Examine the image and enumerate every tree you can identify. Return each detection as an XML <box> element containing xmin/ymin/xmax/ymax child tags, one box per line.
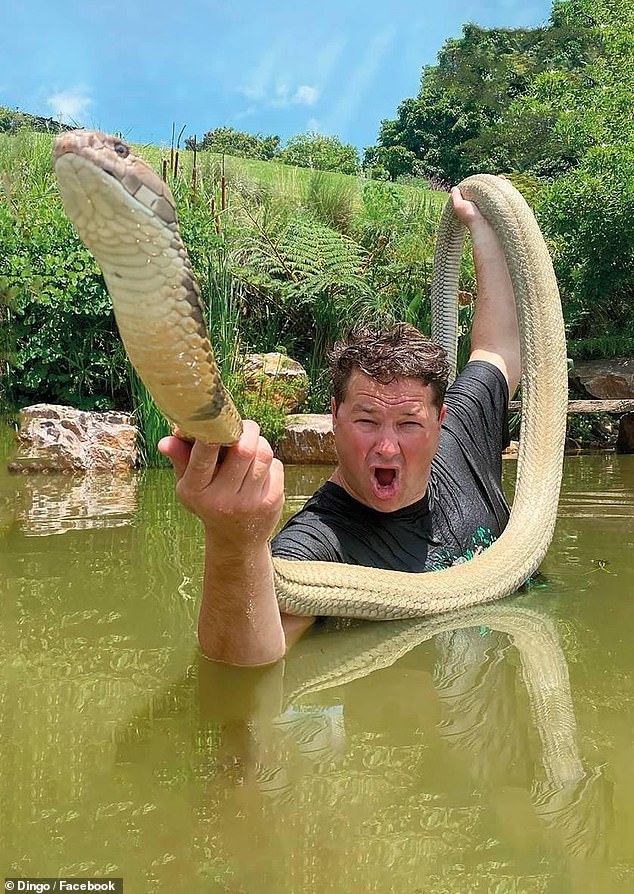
<box><xmin>279</xmin><ymin>132</ymin><xmax>360</xmax><ymax>175</ymax></box>
<box><xmin>363</xmin><ymin>145</ymin><xmax>418</xmax><ymax>181</ymax></box>
<box><xmin>365</xmin><ymin>12</ymin><xmax>602</xmax><ymax>183</ymax></box>
<box><xmin>0</xmin><ymin>106</ymin><xmax>69</xmax><ymax>134</ymax></box>
<box><xmin>186</xmin><ymin>127</ymin><xmax>280</xmax><ymax>160</ymax></box>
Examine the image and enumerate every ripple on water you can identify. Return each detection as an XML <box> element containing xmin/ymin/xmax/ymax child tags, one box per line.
<box><xmin>558</xmin><ymin>487</ymin><xmax>634</xmax><ymax>518</ymax></box>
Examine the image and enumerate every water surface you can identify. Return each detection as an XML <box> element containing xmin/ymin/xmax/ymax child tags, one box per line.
<box><xmin>1</xmin><ymin>436</ymin><xmax>633</xmax><ymax>893</ymax></box>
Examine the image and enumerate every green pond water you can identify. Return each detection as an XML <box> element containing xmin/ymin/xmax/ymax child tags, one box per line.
<box><xmin>1</xmin><ymin>430</ymin><xmax>633</xmax><ymax>893</ymax></box>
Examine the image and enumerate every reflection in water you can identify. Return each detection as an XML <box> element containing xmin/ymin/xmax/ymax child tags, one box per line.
<box><xmin>16</xmin><ymin>472</ymin><xmax>138</xmax><ymax>535</ymax></box>
<box><xmin>191</xmin><ymin>606</ymin><xmax>611</xmax><ymax>894</ymax></box>
<box><xmin>0</xmin><ymin>451</ymin><xmax>632</xmax><ymax>891</ymax></box>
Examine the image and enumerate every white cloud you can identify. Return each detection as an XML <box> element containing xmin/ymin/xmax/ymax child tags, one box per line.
<box><xmin>240</xmin><ymin>84</ymin><xmax>266</xmax><ymax>100</ymax></box>
<box><xmin>293</xmin><ymin>85</ymin><xmax>318</xmax><ymax>106</ymax></box>
<box><xmin>47</xmin><ymin>87</ymin><xmax>92</xmax><ymax>124</ymax></box>
<box><xmin>237</xmin><ymin>48</ymin><xmax>278</xmax><ymax>101</ymax></box>
<box><xmin>237</xmin><ymin>52</ymin><xmax>319</xmax><ymax>109</ymax></box>
<box><xmin>270</xmin><ymin>83</ymin><xmax>319</xmax><ymax>108</ymax></box>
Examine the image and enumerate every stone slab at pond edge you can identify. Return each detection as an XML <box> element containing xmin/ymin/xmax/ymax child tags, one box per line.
<box><xmin>243</xmin><ymin>352</ymin><xmax>309</xmax><ymax>413</ymax></box>
<box><xmin>276</xmin><ymin>414</ymin><xmax>338</xmax><ymax>465</ymax></box>
<box><xmin>8</xmin><ymin>398</ymin><xmax>634</xmax><ymax>474</ymax></box>
<box><xmin>570</xmin><ymin>358</ymin><xmax>634</xmax><ymax>400</ymax></box>
<box><xmin>8</xmin><ymin>405</ymin><xmax>137</xmax><ymax>473</ymax></box>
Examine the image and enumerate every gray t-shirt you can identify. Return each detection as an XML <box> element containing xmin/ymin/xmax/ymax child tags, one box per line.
<box><xmin>271</xmin><ymin>360</ymin><xmax>510</xmax><ymax>572</ymax></box>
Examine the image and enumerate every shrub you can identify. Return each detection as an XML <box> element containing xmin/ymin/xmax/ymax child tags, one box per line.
<box><xmin>538</xmin><ymin>144</ymin><xmax>634</xmax><ymax>341</ymax></box>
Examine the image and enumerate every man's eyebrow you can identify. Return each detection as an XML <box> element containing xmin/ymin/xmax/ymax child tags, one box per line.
<box><xmin>350</xmin><ymin>403</ymin><xmax>424</xmax><ymax>415</ymax></box>
<box><xmin>350</xmin><ymin>403</ymin><xmax>380</xmax><ymax>414</ymax></box>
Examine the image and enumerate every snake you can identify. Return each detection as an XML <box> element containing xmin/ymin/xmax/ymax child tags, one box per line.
<box><xmin>52</xmin><ymin>130</ymin><xmax>568</xmax><ymax>620</ymax></box>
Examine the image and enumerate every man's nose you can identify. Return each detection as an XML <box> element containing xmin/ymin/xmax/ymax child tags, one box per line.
<box><xmin>375</xmin><ymin>430</ymin><xmax>400</xmax><ymax>457</ymax></box>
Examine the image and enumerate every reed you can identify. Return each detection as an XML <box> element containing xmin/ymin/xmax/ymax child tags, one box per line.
<box><xmin>128</xmin><ymin>367</ymin><xmax>171</xmax><ymax>467</ymax></box>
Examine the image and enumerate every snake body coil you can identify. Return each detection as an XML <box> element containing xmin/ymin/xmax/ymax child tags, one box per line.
<box><xmin>53</xmin><ymin>130</ymin><xmax>567</xmax><ymax>620</ymax></box>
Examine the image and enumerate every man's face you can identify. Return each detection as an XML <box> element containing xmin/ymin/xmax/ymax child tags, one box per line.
<box><xmin>330</xmin><ymin>369</ymin><xmax>446</xmax><ymax>513</ymax></box>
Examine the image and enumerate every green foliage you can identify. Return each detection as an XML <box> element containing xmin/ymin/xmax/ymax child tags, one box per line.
<box><xmin>129</xmin><ymin>369</ymin><xmax>171</xmax><ymax>468</ymax></box>
<box><xmin>279</xmin><ymin>132</ymin><xmax>360</xmax><ymax>175</ymax></box>
<box><xmin>363</xmin><ymin>145</ymin><xmax>419</xmax><ymax>182</ymax></box>
<box><xmin>188</xmin><ymin>126</ymin><xmax>280</xmax><ymax>160</ymax></box>
<box><xmin>303</xmin><ymin>170</ymin><xmax>360</xmax><ymax>233</ymax></box>
<box><xmin>234</xmin><ymin>374</ymin><xmax>295</xmax><ymax>449</ymax></box>
<box><xmin>2</xmin><ymin>127</ymin><xmax>472</xmax><ymax>463</ymax></box>
<box><xmin>538</xmin><ymin>145</ymin><xmax>634</xmax><ymax>340</ymax></box>
<box><xmin>0</xmin><ymin>105</ymin><xmax>70</xmax><ymax>135</ymax></box>
<box><xmin>0</xmin><ymin>276</ymin><xmax>17</xmax><ymax>417</ymax></box>
<box><xmin>356</xmin><ymin>181</ymin><xmax>449</xmax><ymax>330</ymax></box>
<box><xmin>567</xmin><ymin>335</ymin><xmax>634</xmax><ymax>360</ymax></box>
<box><xmin>366</xmin><ymin>10</ymin><xmax>604</xmax><ymax>183</ymax></box>
<box><xmin>0</xmin><ymin>133</ymin><xmax>128</xmax><ymax>412</ymax></box>
<box><xmin>233</xmin><ymin>209</ymin><xmax>373</xmax><ymax>389</ymax></box>
<box><xmin>364</xmin><ymin>0</ymin><xmax>634</xmax><ymax>352</ymax></box>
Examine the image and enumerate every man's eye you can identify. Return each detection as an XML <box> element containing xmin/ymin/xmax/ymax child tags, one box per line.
<box><xmin>401</xmin><ymin>421</ymin><xmax>423</xmax><ymax>429</ymax></box>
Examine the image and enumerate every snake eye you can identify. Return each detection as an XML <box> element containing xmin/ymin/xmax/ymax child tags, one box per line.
<box><xmin>113</xmin><ymin>141</ymin><xmax>129</xmax><ymax>158</ymax></box>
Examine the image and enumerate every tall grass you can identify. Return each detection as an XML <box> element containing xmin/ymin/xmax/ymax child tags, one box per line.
<box><xmin>0</xmin><ymin>130</ymin><xmax>59</xmax><ymax>212</ymax></box>
<box><xmin>128</xmin><ymin>369</ymin><xmax>171</xmax><ymax>468</ymax></box>
<box><xmin>303</xmin><ymin>170</ymin><xmax>361</xmax><ymax>233</ymax></box>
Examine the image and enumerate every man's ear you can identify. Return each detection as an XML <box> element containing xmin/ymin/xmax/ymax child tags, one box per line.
<box><xmin>330</xmin><ymin>397</ymin><xmax>338</xmax><ymax>428</ymax></box>
<box><xmin>438</xmin><ymin>404</ymin><xmax>447</xmax><ymax>426</ymax></box>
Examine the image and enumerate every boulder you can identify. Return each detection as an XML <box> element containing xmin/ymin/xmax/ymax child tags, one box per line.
<box><xmin>8</xmin><ymin>404</ymin><xmax>137</xmax><ymax>473</ymax></box>
<box><xmin>277</xmin><ymin>414</ymin><xmax>337</xmax><ymax>465</ymax></box>
<box><xmin>569</xmin><ymin>358</ymin><xmax>634</xmax><ymax>399</ymax></box>
<box><xmin>243</xmin><ymin>352</ymin><xmax>309</xmax><ymax>413</ymax></box>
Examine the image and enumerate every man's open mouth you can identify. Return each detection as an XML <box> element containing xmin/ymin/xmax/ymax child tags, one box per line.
<box><xmin>372</xmin><ymin>467</ymin><xmax>399</xmax><ymax>496</ymax></box>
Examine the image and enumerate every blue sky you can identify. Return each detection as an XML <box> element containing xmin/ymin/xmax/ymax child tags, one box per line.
<box><xmin>1</xmin><ymin>0</ymin><xmax>554</xmax><ymax>153</ymax></box>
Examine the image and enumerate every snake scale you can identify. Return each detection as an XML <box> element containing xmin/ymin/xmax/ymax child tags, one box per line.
<box><xmin>53</xmin><ymin>130</ymin><xmax>568</xmax><ymax>620</ymax></box>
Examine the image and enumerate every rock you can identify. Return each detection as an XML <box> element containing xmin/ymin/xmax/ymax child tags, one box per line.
<box><xmin>569</xmin><ymin>358</ymin><xmax>634</xmax><ymax>399</ymax></box>
<box><xmin>243</xmin><ymin>352</ymin><xmax>309</xmax><ymax>413</ymax></box>
<box><xmin>277</xmin><ymin>414</ymin><xmax>337</xmax><ymax>464</ymax></box>
<box><xmin>617</xmin><ymin>413</ymin><xmax>634</xmax><ymax>453</ymax></box>
<box><xmin>8</xmin><ymin>404</ymin><xmax>137</xmax><ymax>473</ymax></box>
<box><xmin>502</xmin><ymin>440</ymin><xmax>519</xmax><ymax>459</ymax></box>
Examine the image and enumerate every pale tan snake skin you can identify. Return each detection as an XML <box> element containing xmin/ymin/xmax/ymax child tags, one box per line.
<box><xmin>53</xmin><ymin>131</ymin><xmax>568</xmax><ymax>620</ymax></box>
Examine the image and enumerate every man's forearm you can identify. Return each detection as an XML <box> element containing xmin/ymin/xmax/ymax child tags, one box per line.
<box><xmin>451</xmin><ymin>186</ymin><xmax>521</xmax><ymax>395</ymax></box>
<box><xmin>469</xmin><ymin>219</ymin><xmax>521</xmax><ymax>394</ymax></box>
<box><xmin>199</xmin><ymin>535</ymin><xmax>286</xmax><ymax>666</ymax></box>
<box><xmin>198</xmin><ymin>536</ymin><xmax>314</xmax><ymax>666</ymax></box>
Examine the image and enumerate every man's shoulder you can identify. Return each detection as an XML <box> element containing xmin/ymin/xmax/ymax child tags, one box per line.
<box><xmin>441</xmin><ymin>359</ymin><xmax>510</xmax><ymax>436</ymax></box>
<box><xmin>447</xmin><ymin>359</ymin><xmax>509</xmax><ymax>400</ymax></box>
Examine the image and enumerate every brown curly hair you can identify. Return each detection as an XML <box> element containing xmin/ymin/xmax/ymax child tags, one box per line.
<box><xmin>329</xmin><ymin>323</ymin><xmax>450</xmax><ymax>411</ymax></box>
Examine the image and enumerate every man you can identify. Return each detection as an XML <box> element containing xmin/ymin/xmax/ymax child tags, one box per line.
<box><xmin>159</xmin><ymin>184</ymin><xmax>520</xmax><ymax>667</ymax></box>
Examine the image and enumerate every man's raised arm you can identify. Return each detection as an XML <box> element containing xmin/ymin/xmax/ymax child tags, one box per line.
<box><xmin>451</xmin><ymin>184</ymin><xmax>521</xmax><ymax>396</ymax></box>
